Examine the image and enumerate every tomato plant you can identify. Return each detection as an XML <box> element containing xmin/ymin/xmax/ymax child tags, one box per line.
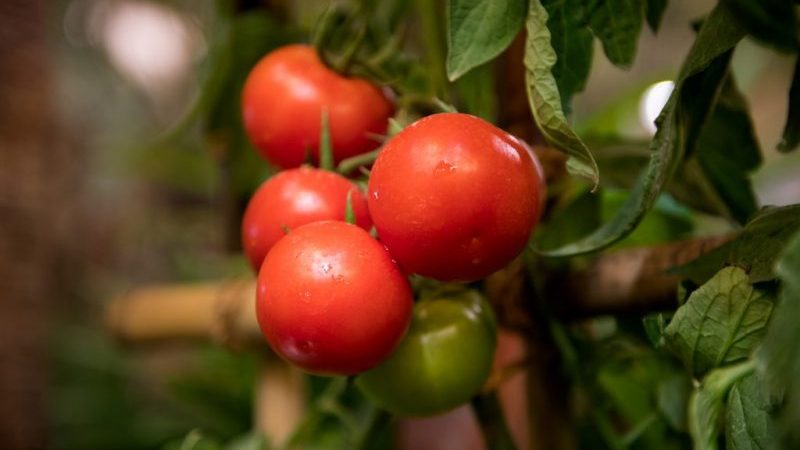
<box><xmin>367</xmin><ymin>112</ymin><xmax>545</xmax><ymax>282</ymax></box>
<box><xmin>356</xmin><ymin>289</ymin><xmax>497</xmax><ymax>416</ymax></box>
<box><xmin>241</xmin><ymin>44</ymin><xmax>394</xmax><ymax>169</ymax></box>
<box><xmin>92</xmin><ymin>0</ymin><xmax>800</xmax><ymax>449</ymax></box>
<box><xmin>241</xmin><ymin>167</ymin><xmax>371</xmax><ymax>271</ymax></box>
<box><xmin>255</xmin><ymin>220</ymin><xmax>413</xmax><ymax>375</ymax></box>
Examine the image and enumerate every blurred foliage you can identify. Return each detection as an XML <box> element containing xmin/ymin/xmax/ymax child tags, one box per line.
<box><xmin>49</xmin><ymin>326</ymin><xmax>258</xmax><ymax>450</ymax></box>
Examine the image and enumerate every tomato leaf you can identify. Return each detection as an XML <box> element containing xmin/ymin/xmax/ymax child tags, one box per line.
<box><xmin>446</xmin><ymin>0</ymin><xmax>527</xmax><ymax>81</ymax></box>
<box><xmin>688</xmin><ymin>361</ymin><xmax>755</xmax><ymax>450</ymax></box>
<box><xmin>541</xmin><ymin>0</ymin><xmax>594</xmax><ymax>115</ymax></box>
<box><xmin>725</xmin><ymin>372</ymin><xmax>777</xmax><ymax>450</ymax></box>
<box><xmin>664</xmin><ymin>267</ymin><xmax>773</xmax><ymax>377</ymax></box>
<box><xmin>644</xmin><ymin>0</ymin><xmax>668</xmax><ymax>32</ymax></box>
<box><xmin>537</xmin><ymin>4</ymin><xmax>745</xmax><ymax>256</ymax></box>
<box><xmin>690</xmin><ymin>76</ymin><xmax>761</xmax><ymax>224</ymax></box>
<box><xmin>588</xmin><ymin>0</ymin><xmax>645</xmax><ymax>68</ymax></box>
<box><xmin>671</xmin><ymin>205</ymin><xmax>800</xmax><ymax>285</ymax></box>
<box><xmin>524</xmin><ymin>0</ymin><xmax>600</xmax><ymax>188</ymax></box>
<box><xmin>778</xmin><ymin>56</ymin><xmax>800</xmax><ymax>153</ymax></box>
<box><xmin>721</xmin><ymin>0</ymin><xmax>800</xmax><ymax>53</ymax></box>
<box><xmin>758</xmin><ymin>229</ymin><xmax>800</xmax><ymax>447</ymax></box>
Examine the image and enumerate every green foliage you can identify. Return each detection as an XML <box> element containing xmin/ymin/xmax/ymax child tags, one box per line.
<box><xmin>286</xmin><ymin>377</ymin><xmax>392</xmax><ymax>450</ymax></box>
<box><xmin>163</xmin><ymin>430</ymin><xmax>268</xmax><ymax>450</ymax></box>
<box><xmin>167</xmin><ymin>348</ymin><xmax>259</xmax><ymax>438</ymax></box>
<box><xmin>672</xmin><ymin>205</ymin><xmax>800</xmax><ymax>285</ymax></box>
<box><xmin>446</xmin><ymin>0</ymin><xmax>526</xmax><ymax>80</ymax></box>
<box><xmin>684</xmin><ymin>76</ymin><xmax>761</xmax><ymax>224</ymax></box>
<box><xmin>721</xmin><ymin>0</ymin><xmax>799</xmax><ymax>53</ymax></box>
<box><xmin>536</xmin><ymin>4</ymin><xmax>744</xmax><ymax>257</ymax></box>
<box><xmin>588</xmin><ymin>0</ymin><xmax>644</xmax><ymax>68</ymax></box>
<box><xmin>524</xmin><ymin>0</ymin><xmax>600</xmax><ymax>188</ymax></box>
<box><xmin>688</xmin><ymin>361</ymin><xmax>755</xmax><ymax>450</ymax></box>
<box><xmin>50</xmin><ymin>326</ymin><xmax>257</xmax><ymax>450</ymax></box>
<box><xmin>541</xmin><ymin>0</ymin><xmax>594</xmax><ymax>115</ymax></box>
<box><xmin>759</xmin><ymin>230</ymin><xmax>800</xmax><ymax>447</ymax></box>
<box><xmin>664</xmin><ymin>267</ymin><xmax>773</xmax><ymax>377</ymax></box>
<box><xmin>725</xmin><ymin>372</ymin><xmax>777</xmax><ymax>450</ymax></box>
<box><xmin>536</xmin><ymin>188</ymin><xmax>693</xmax><ymax>251</ymax></box>
<box><xmin>644</xmin><ymin>0</ymin><xmax>668</xmax><ymax>32</ymax></box>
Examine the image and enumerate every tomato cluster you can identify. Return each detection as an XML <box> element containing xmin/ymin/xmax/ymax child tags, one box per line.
<box><xmin>241</xmin><ymin>45</ymin><xmax>545</xmax><ymax>415</ymax></box>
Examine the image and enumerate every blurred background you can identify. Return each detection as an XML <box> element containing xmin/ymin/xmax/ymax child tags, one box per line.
<box><xmin>1</xmin><ymin>0</ymin><xmax>798</xmax><ymax>449</ymax></box>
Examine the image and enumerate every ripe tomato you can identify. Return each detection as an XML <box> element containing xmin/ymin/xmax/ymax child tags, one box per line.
<box><xmin>367</xmin><ymin>113</ymin><xmax>546</xmax><ymax>282</ymax></box>
<box><xmin>241</xmin><ymin>167</ymin><xmax>371</xmax><ymax>271</ymax></box>
<box><xmin>356</xmin><ymin>290</ymin><xmax>497</xmax><ymax>416</ymax></box>
<box><xmin>256</xmin><ymin>221</ymin><xmax>413</xmax><ymax>375</ymax></box>
<box><xmin>242</xmin><ymin>44</ymin><xmax>394</xmax><ymax>169</ymax></box>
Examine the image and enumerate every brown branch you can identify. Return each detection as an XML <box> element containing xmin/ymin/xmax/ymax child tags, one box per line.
<box><xmin>553</xmin><ymin>234</ymin><xmax>733</xmax><ymax>317</ymax></box>
<box><xmin>484</xmin><ymin>234</ymin><xmax>733</xmax><ymax>331</ymax></box>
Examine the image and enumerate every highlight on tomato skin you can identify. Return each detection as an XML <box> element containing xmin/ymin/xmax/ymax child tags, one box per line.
<box><xmin>255</xmin><ymin>220</ymin><xmax>413</xmax><ymax>376</ymax></box>
<box><xmin>241</xmin><ymin>167</ymin><xmax>371</xmax><ymax>272</ymax></box>
<box><xmin>367</xmin><ymin>112</ymin><xmax>546</xmax><ymax>282</ymax></box>
<box><xmin>241</xmin><ymin>44</ymin><xmax>394</xmax><ymax>169</ymax></box>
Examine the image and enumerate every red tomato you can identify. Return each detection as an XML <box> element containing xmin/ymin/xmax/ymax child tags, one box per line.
<box><xmin>367</xmin><ymin>113</ymin><xmax>546</xmax><ymax>282</ymax></box>
<box><xmin>241</xmin><ymin>167</ymin><xmax>371</xmax><ymax>271</ymax></box>
<box><xmin>242</xmin><ymin>44</ymin><xmax>394</xmax><ymax>168</ymax></box>
<box><xmin>256</xmin><ymin>221</ymin><xmax>413</xmax><ymax>375</ymax></box>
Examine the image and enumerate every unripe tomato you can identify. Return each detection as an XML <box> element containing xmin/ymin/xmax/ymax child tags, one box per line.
<box><xmin>241</xmin><ymin>167</ymin><xmax>371</xmax><ymax>271</ymax></box>
<box><xmin>367</xmin><ymin>113</ymin><xmax>546</xmax><ymax>282</ymax></box>
<box><xmin>256</xmin><ymin>221</ymin><xmax>413</xmax><ymax>375</ymax></box>
<box><xmin>356</xmin><ymin>290</ymin><xmax>497</xmax><ymax>416</ymax></box>
<box><xmin>242</xmin><ymin>44</ymin><xmax>394</xmax><ymax>168</ymax></box>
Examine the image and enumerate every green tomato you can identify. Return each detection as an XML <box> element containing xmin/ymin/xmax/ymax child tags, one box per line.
<box><xmin>355</xmin><ymin>289</ymin><xmax>497</xmax><ymax>416</ymax></box>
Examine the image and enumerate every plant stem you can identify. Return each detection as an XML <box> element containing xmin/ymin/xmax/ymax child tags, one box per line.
<box><xmin>471</xmin><ymin>391</ymin><xmax>518</xmax><ymax>450</ymax></box>
<box><xmin>413</xmin><ymin>0</ymin><xmax>448</xmax><ymax>98</ymax></box>
<box><xmin>337</xmin><ymin>148</ymin><xmax>382</xmax><ymax>174</ymax></box>
<box><xmin>352</xmin><ymin>407</ymin><xmax>390</xmax><ymax>450</ymax></box>
<box><xmin>334</xmin><ymin>22</ymin><xmax>367</xmax><ymax>75</ymax></box>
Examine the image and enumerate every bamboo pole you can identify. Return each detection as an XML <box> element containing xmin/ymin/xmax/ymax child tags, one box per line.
<box><xmin>105</xmin><ymin>235</ymin><xmax>731</xmax><ymax>345</ymax></box>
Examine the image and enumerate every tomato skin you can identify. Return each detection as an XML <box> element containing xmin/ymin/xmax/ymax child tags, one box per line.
<box><xmin>241</xmin><ymin>167</ymin><xmax>371</xmax><ymax>271</ymax></box>
<box><xmin>256</xmin><ymin>221</ymin><xmax>413</xmax><ymax>375</ymax></box>
<box><xmin>242</xmin><ymin>44</ymin><xmax>393</xmax><ymax>168</ymax></box>
<box><xmin>356</xmin><ymin>290</ymin><xmax>497</xmax><ymax>416</ymax></box>
<box><xmin>367</xmin><ymin>113</ymin><xmax>546</xmax><ymax>282</ymax></box>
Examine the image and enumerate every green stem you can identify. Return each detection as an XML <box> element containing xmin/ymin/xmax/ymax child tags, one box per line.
<box><xmin>352</xmin><ymin>407</ymin><xmax>390</xmax><ymax>450</ymax></box>
<box><xmin>620</xmin><ymin>413</ymin><xmax>658</xmax><ymax>447</ymax></box>
<box><xmin>414</xmin><ymin>0</ymin><xmax>448</xmax><ymax>98</ymax></box>
<box><xmin>333</xmin><ymin>22</ymin><xmax>367</xmax><ymax>75</ymax></box>
<box><xmin>285</xmin><ymin>377</ymin><xmax>349</xmax><ymax>448</ymax></box>
<box><xmin>397</xmin><ymin>94</ymin><xmax>456</xmax><ymax>114</ymax></box>
<box><xmin>318</xmin><ymin>109</ymin><xmax>334</xmax><ymax>171</ymax></box>
<box><xmin>471</xmin><ymin>391</ymin><xmax>518</xmax><ymax>450</ymax></box>
<box><xmin>337</xmin><ymin>148</ymin><xmax>382</xmax><ymax>174</ymax></box>
<box><xmin>592</xmin><ymin>410</ymin><xmax>627</xmax><ymax>450</ymax></box>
